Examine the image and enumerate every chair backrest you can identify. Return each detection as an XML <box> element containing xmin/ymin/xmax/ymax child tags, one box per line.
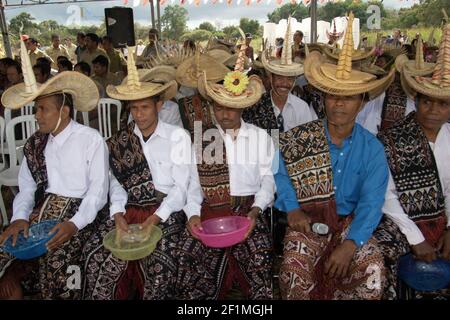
<box><xmin>6</xmin><ymin>115</ymin><xmax>38</xmax><ymax>167</ymax></box>
<box><xmin>4</xmin><ymin>103</ymin><xmax>35</xmax><ymax>137</ymax></box>
<box><xmin>97</xmin><ymin>98</ymin><xmax>122</xmax><ymax>139</ymax></box>
<box><xmin>0</xmin><ymin>117</ymin><xmax>6</xmax><ymax>172</ymax></box>
<box><xmin>73</xmin><ymin>110</ymin><xmax>90</xmax><ymax>127</ymax></box>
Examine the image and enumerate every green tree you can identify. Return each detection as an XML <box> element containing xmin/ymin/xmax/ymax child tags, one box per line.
<box><xmin>198</xmin><ymin>22</ymin><xmax>216</xmax><ymax>33</ymax></box>
<box><xmin>267</xmin><ymin>3</ymin><xmax>309</xmax><ymax>24</ymax></box>
<box><xmin>239</xmin><ymin>18</ymin><xmax>261</xmax><ymax>36</ymax></box>
<box><xmin>222</xmin><ymin>25</ymin><xmax>239</xmax><ymax>38</ymax></box>
<box><xmin>9</xmin><ymin>12</ymin><xmax>37</xmax><ymax>38</ymax></box>
<box><xmin>161</xmin><ymin>5</ymin><xmax>188</xmax><ymax>40</ymax></box>
<box><xmin>181</xmin><ymin>29</ymin><xmax>212</xmax><ymax>42</ymax></box>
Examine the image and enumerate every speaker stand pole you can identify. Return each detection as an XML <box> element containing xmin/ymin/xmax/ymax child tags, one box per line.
<box><xmin>0</xmin><ymin>0</ymin><xmax>12</xmax><ymax>58</ymax></box>
<box><xmin>150</xmin><ymin>0</ymin><xmax>156</xmax><ymax>29</ymax></box>
<box><xmin>156</xmin><ymin>0</ymin><xmax>161</xmax><ymax>38</ymax></box>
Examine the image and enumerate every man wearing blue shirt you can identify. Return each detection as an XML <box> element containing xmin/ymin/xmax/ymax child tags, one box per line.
<box><xmin>274</xmin><ymin>12</ymin><xmax>394</xmax><ymax>300</ymax></box>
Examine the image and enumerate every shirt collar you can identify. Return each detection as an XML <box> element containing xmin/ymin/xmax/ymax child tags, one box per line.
<box><xmin>324</xmin><ymin>119</ymin><xmax>357</xmax><ymax>147</ymax></box>
<box><xmin>270</xmin><ymin>91</ymin><xmax>293</xmax><ymax>112</ymax></box>
<box><xmin>49</xmin><ymin>120</ymin><xmax>75</xmax><ymax>147</ymax></box>
<box><xmin>133</xmin><ymin>120</ymin><xmax>169</xmax><ymax>143</ymax></box>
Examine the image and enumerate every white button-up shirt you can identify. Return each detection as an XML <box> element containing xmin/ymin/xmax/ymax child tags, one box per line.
<box><xmin>271</xmin><ymin>92</ymin><xmax>318</xmax><ymax>132</ymax></box>
<box><xmin>356</xmin><ymin>92</ymin><xmax>416</xmax><ymax>135</ymax></box>
<box><xmin>109</xmin><ymin>120</ymin><xmax>192</xmax><ymax>222</ymax></box>
<box><xmin>12</xmin><ymin>120</ymin><xmax>109</xmax><ymax>230</ymax></box>
<box><xmin>184</xmin><ymin>119</ymin><xmax>276</xmax><ymax>220</ymax></box>
<box><xmin>383</xmin><ymin>123</ymin><xmax>450</xmax><ymax>245</ymax></box>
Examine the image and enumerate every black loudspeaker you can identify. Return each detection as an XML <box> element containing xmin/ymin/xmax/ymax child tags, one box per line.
<box><xmin>105</xmin><ymin>7</ymin><xmax>135</xmax><ymax>48</ymax></box>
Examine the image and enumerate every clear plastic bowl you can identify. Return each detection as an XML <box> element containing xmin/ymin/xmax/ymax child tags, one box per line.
<box><xmin>2</xmin><ymin>220</ymin><xmax>58</xmax><ymax>260</ymax></box>
<box><xmin>103</xmin><ymin>224</ymin><xmax>162</xmax><ymax>261</ymax></box>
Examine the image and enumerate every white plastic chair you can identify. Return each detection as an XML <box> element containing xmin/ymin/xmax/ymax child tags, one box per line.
<box><xmin>97</xmin><ymin>98</ymin><xmax>122</xmax><ymax>140</ymax></box>
<box><xmin>3</xmin><ymin>103</ymin><xmax>35</xmax><ymax>156</ymax></box>
<box><xmin>0</xmin><ymin>115</ymin><xmax>38</xmax><ymax>226</ymax></box>
<box><xmin>73</xmin><ymin>110</ymin><xmax>90</xmax><ymax>127</ymax></box>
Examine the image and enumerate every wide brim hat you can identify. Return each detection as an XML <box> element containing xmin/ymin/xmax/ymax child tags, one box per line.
<box><xmin>106</xmin><ymin>46</ymin><xmax>178</xmax><ymax>101</ymax></box>
<box><xmin>197</xmin><ymin>28</ymin><xmax>263</xmax><ymax>109</ymax></box>
<box><xmin>176</xmin><ymin>52</ymin><xmax>229</xmax><ymax>88</ymax></box>
<box><xmin>261</xmin><ymin>16</ymin><xmax>304</xmax><ymax>77</ymax></box>
<box><xmin>1</xmin><ymin>71</ymin><xmax>99</xmax><ymax>112</ymax></box>
<box><xmin>123</xmin><ymin>66</ymin><xmax>177</xmax><ymax>84</ymax></box>
<box><xmin>399</xmin><ymin>23</ymin><xmax>450</xmax><ymax>100</ymax></box>
<box><xmin>394</xmin><ymin>37</ymin><xmax>435</xmax><ymax>75</ymax></box>
<box><xmin>197</xmin><ymin>72</ymin><xmax>263</xmax><ymax>109</ymax></box>
<box><xmin>304</xmin><ymin>12</ymin><xmax>395</xmax><ymax>100</ymax></box>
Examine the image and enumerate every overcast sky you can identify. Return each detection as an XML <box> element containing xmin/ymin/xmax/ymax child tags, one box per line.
<box><xmin>4</xmin><ymin>0</ymin><xmax>417</xmax><ymax>29</ymax></box>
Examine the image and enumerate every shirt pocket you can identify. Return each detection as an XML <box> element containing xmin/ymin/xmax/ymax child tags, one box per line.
<box><xmin>238</xmin><ymin>164</ymin><xmax>261</xmax><ymax>190</ymax></box>
<box><xmin>152</xmin><ymin>160</ymin><xmax>174</xmax><ymax>187</ymax></box>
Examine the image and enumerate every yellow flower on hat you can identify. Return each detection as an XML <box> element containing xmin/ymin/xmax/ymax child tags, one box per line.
<box><xmin>224</xmin><ymin>71</ymin><xmax>249</xmax><ymax>95</ymax></box>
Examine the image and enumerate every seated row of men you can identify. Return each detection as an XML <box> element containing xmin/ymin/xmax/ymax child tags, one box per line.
<box><xmin>0</xmin><ymin>15</ymin><xmax>449</xmax><ymax>300</ymax></box>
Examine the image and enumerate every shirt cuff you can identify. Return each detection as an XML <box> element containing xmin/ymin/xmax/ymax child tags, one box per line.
<box><xmin>69</xmin><ymin>213</ymin><xmax>88</xmax><ymax>231</ymax></box>
<box><xmin>404</xmin><ymin>229</ymin><xmax>426</xmax><ymax>246</ymax></box>
<box><xmin>183</xmin><ymin>203</ymin><xmax>201</xmax><ymax>221</ymax></box>
<box><xmin>109</xmin><ymin>203</ymin><xmax>126</xmax><ymax>219</ymax></box>
<box><xmin>10</xmin><ymin>211</ymin><xmax>31</xmax><ymax>223</ymax></box>
<box><xmin>155</xmin><ymin>202</ymin><xmax>173</xmax><ymax>223</ymax></box>
<box><xmin>345</xmin><ymin>233</ymin><xmax>368</xmax><ymax>248</ymax></box>
<box><xmin>252</xmin><ymin>196</ymin><xmax>271</xmax><ymax>212</ymax></box>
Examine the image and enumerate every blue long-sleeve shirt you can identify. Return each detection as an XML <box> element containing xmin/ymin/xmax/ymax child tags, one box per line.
<box><xmin>274</xmin><ymin>122</ymin><xmax>389</xmax><ymax>247</ymax></box>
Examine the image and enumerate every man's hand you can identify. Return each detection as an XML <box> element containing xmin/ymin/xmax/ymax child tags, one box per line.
<box><xmin>287</xmin><ymin>208</ymin><xmax>311</xmax><ymax>233</ymax></box>
<box><xmin>244</xmin><ymin>207</ymin><xmax>261</xmax><ymax>240</ymax></box>
<box><xmin>324</xmin><ymin>240</ymin><xmax>357</xmax><ymax>279</ymax></box>
<box><xmin>187</xmin><ymin>215</ymin><xmax>202</xmax><ymax>240</ymax></box>
<box><xmin>411</xmin><ymin>240</ymin><xmax>437</xmax><ymax>263</ymax></box>
<box><xmin>437</xmin><ymin>229</ymin><xmax>450</xmax><ymax>260</ymax></box>
<box><xmin>141</xmin><ymin>214</ymin><xmax>161</xmax><ymax>230</ymax></box>
<box><xmin>114</xmin><ymin>213</ymin><xmax>129</xmax><ymax>233</ymax></box>
<box><xmin>0</xmin><ymin>219</ymin><xmax>30</xmax><ymax>247</ymax></box>
<box><xmin>46</xmin><ymin>221</ymin><xmax>78</xmax><ymax>251</ymax></box>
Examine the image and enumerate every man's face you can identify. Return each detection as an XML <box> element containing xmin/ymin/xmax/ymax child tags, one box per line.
<box><xmin>148</xmin><ymin>32</ymin><xmax>157</xmax><ymax>43</ymax></box>
<box><xmin>102</xmin><ymin>39</ymin><xmax>112</xmax><ymax>51</ymax></box>
<box><xmin>270</xmin><ymin>73</ymin><xmax>296</xmax><ymax>98</ymax></box>
<box><xmin>324</xmin><ymin>94</ymin><xmax>364</xmax><ymax>126</ymax></box>
<box><xmin>77</xmin><ymin>35</ymin><xmax>85</xmax><ymax>46</ymax></box>
<box><xmin>245</xmin><ymin>38</ymin><xmax>252</xmax><ymax>46</ymax></box>
<box><xmin>6</xmin><ymin>66</ymin><xmax>21</xmax><ymax>85</ymax></box>
<box><xmin>394</xmin><ymin>30</ymin><xmax>400</xmax><ymax>38</ymax></box>
<box><xmin>93</xmin><ymin>63</ymin><xmax>107</xmax><ymax>77</ymax></box>
<box><xmin>129</xmin><ymin>98</ymin><xmax>161</xmax><ymax>133</ymax></box>
<box><xmin>213</xmin><ymin>102</ymin><xmax>242</xmax><ymax>130</ymax></box>
<box><xmin>74</xmin><ymin>65</ymin><xmax>89</xmax><ymax>77</ymax></box>
<box><xmin>85</xmin><ymin>37</ymin><xmax>97</xmax><ymax>50</ymax></box>
<box><xmin>52</xmin><ymin>37</ymin><xmax>60</xmax><ymax>48</ymax></box>
<box><xmin>33</xmin><ymin>68</ymin><xmax>46</xmax><ymax>84</ymax></box>
<box><xmin>416</xmin><ymin>95</ymin><xmax>450</xmax><ymax>133</ymax></box>
<box><xmin>294</xmin><ymin>33</ymin><xmax>303</xmax><ymax>44</ymax></box>
<box><xmin>64</xmin><ymin>39</ymin><xmax>72</xmax><ymax>47</ymax></box>
<box><xmin>35</xmin><ymin>95</ymin><xmax>68</xmax><ymax>134</ymax></box>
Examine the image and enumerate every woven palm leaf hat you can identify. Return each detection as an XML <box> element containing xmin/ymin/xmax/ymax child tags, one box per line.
<box><xmin>106</xmin><ymin>46</ymin><xmax>177</xmax><ymax>101</ymax></box>
<box><xmin>122</xmin><ymin>65</ymin><xmax>177</xmax><ymax>84</ymax></box>
<box><xmin>261</xmin><ymin>16</ymin><xmax>304</xmax><ymax>77</ymax></box>
<box><xmin>176</xmin><ymin>48</ymin><xmax>230</xmax><ymax>89</ymax></box>
<box><xmin>400</xmin><ymin>23</ymin><xmax>450</xmax><ymax>100</ymax></box>
<box><xmin>198</xmin><ymin>28</ymin><xmax>263</xmax><ymax>109</ymax></box>
<box><xmin>304</xmin><ymin>12</ymin><xmax>395</xmax><ymax>100</ymax></box>
<box><xmin>395</xmin><ymin>36</ymin><xmax>435</xmax><ymax>75</ymax></box>
<box><xmin>2</xmin><ymin>38</ymin><xmax>99</xmax><ymax>112</ymax></box>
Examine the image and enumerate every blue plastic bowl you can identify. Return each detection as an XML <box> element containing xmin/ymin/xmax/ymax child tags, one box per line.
<box><xmin>2</xmin><ymin>220</ymin><xmax>58</xmax><ymax>260</ymax></box>
<box><xmin>398</xmin><ymin>253</ymin><xmax>450</xmax><ymax>292</ymax></box>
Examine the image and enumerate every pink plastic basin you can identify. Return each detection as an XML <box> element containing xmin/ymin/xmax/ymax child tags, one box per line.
<box><xmin>193</xmin><ymin>216</ymin><xmax>251</xmax><ymax>248</ymax></box>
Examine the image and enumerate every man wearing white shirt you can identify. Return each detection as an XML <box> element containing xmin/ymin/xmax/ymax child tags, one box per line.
<box><xmin>0</xmin><ymin>63</ymin><xmax>107</xmax><ymax>299</ymax></box>
<box><xmin>82</xmin><ymin>48</ymin><xmax>192</xmax><ymax>300</ymax></box>
<box><xmin>176</xmin><ymin>68</ymin><xmax>275</xmax><ymax>299</ymax></box>
<box><xmin>375</xmin><ymin>26</ymin><xmax>450</xmax><ymax>299</ymax></box>
<box><xmin>243</xmin><ymin>23</ymin><xmax>316</xmax><ymax>133</ymax></box>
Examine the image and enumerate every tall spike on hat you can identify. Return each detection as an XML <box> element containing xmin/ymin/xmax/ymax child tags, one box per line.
<box><xmin>281</xmin><ymin>16</ymin><xmax>293</xmax><ymax>66</ymax></box>
<box><xmin>336</xmin><ymin>12</ymin><xmax>354</xmax><ymax>80</ymax></box>
<box><xmin>125</xmin><ymin>46</ymin><xmax>142</xmax><ymax>91</ymax></box>
<box><xmin>429</xmin><ymin>22</ymin><xmax>450</xmax><ymax>87</ymax></box>
<box><xmin>234</xmin><ymin>28</ymin><xmax>247</xmax><ymax>72</ymax></box>
<box><xmin>415</xmin><ymin>36</ymin><xmax>425</xmax><ymax>70</ymax></box>
<box><xmin>20</xmin><ymin>35</ymin><xmax>38</xmax><ymax>95</ymax></box>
